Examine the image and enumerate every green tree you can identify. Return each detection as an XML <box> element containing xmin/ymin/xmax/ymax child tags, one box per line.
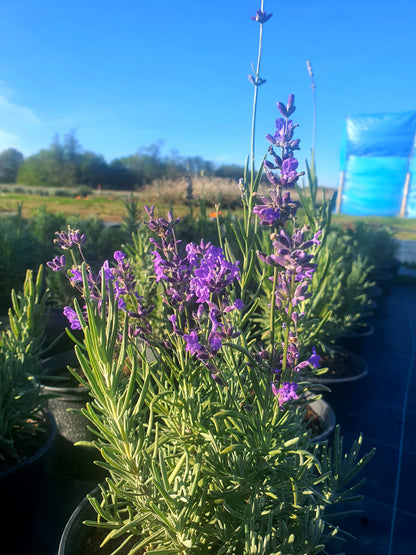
<box><xmin>0</xmin><ymin>148</ymin><xmax>24</xmax><ymax>183</ymax></box>
<box><xmin>215</xmin><ymin>163</ymin><xmax>244</xmax><ymax>180</ymax></box>
<box><xmin>17</xmin><ymin>131</ymin><xmax>84</xmax><ymax>188</ymax></box>
<box><xmin>17</xmin><ymin>148</ymin><xmax>62</xmax><ymax>188</ymax></box>
<box><xmin>77</xmin><ymin>151</ymin><xmax>109</xmax><ymax>187</ymax></box>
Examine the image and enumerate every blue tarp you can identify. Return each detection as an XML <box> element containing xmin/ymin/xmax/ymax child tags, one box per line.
<box><xmin>339</xmin><ymin>111</ymin><xmax>416</xmax><ymax>217</ymax></box>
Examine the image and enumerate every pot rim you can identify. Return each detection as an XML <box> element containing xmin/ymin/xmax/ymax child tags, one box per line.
<box><xmin>307</xmin><ymin>396</ymin><xmax>336</xmax><ymax>443</ymax></box>
<box><xmin>341</xmin><ymin>321</ymin><xmax>374</xmax><ymax>339</ymax></box>
<box><xmin>309</xmin><ymin>349</ymin><xmax>368</xmax><ymax>384</ymax></box>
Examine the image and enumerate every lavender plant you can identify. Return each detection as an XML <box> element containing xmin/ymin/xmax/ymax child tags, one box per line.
<box><xmin>0</xmin><ymin>266</ymin><xmax>49</xmax><ymax>467</ymax></box>
<box><xmin>48</xmin><ymin>100</ymin><xmax>374</xmax><ymax>553</ymax></box>
<box><xmin>46</xmin><ymin>6</ymin><xmax>375</xmax><ymax>554</ymax></box>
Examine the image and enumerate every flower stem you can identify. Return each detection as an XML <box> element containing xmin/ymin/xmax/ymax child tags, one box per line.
<box><xmin>250</xmin><ymin>0</ymin><xmax>265</xmax><ymax>185</ymax></box>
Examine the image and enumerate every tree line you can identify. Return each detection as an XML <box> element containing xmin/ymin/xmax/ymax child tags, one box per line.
<box><xmin>0</xmin><ymin>133</ymin><xmax>244</xmax><ymax>190</ymax></box>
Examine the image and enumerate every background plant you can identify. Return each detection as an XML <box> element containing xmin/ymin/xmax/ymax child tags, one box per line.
<box><xmin>0</xmin><ymin>266</ymin><xmax>49</xmax><ymax>467</ymax></box>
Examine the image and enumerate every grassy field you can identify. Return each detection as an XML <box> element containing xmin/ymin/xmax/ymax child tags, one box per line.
<box><xmin>1</xmin><ymin>180</ymin><xmax>416</xmax><ymax>240</ymax></box>
<box><xmin>332</xmin><ymin>214</ymin><xmax>416</xmax><ymax>240</ymax></box>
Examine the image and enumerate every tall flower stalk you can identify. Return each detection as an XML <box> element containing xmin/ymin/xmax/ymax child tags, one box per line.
<box><xmin>227</xmin><ymin>5</ymin><xmax>273</xmax><ymax>303</ymax></box>
<box><xmin>249</xmin><ymin>2</ymin><xmax>271</xmax><ymax>181</ymax></box>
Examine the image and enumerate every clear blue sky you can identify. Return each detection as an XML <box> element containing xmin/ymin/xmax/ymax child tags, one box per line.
<box><xmin>0</xmin><ymin>0</ymin><xmax>415</xmax><ymax>188</ymax></box>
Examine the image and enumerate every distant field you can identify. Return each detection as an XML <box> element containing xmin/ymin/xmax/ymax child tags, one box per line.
<box><xmin>332</xmin><ymin>214</ymin><xmax>416</xmax><ymax>240</ymax></box>
<box><xmin>1</xmin><ymin>180</ymin><xmax>415</xmax><ymax>240</ymax></box>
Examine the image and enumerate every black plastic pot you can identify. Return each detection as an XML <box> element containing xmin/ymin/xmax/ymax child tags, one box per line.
<box><xmin>40</xmin><ymin>350</ymin><xmax>106</xmax><ymax>480</ymax></box>
<box><xmin>58</xmin><ymin>488</ymin><xmax>97</xmax><ymax>555</ymax></box>
<box><xmin>334</xmin><ymin>321</ymin><xmax>374</xmax><ymax>355</ymax></box>
<box><xmin>41</xmin><ymin>350</ymin><xmax>93</xmax><ymax>444</ymax></box>
<box><xmin>59</xmin><ymin>487</ymin><xmax>134</xmax><ymax>554</ymax></box>
<box><xmin>0</xmin><ymin>412</ymin><xmax>56</xmax><ymax>555</ymax></box>
<box><xmin>307</xmin><ymin>396</ymin><xmax>336</xmax><ymax>443</ymax></box>
<box><xmin>310</xmin><ymin>349</ymin><xmax>368</xmax><ymax>385</ymax></box>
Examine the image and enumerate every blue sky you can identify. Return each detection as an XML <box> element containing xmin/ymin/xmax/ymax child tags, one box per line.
<box><xmin>0</xmin><ymin>0</ymin><xmax>415</xmax><ymax>188</ymax></box>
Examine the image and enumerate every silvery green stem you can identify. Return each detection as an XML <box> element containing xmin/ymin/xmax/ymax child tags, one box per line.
<box><xmin>250</xmin><ymin>0</ymin><xmax>265</xmax><ymax>185</ymax></box>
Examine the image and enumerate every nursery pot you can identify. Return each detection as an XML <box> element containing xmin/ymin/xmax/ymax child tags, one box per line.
<box><xmin>334</xmin><ymin>321</ymin><xmax>374</xmax><ymax>356</ymax></box>
<box><xmin>59</xmin><ymin>487</ymin><xmax>97</xmax><ymax>555</ymax></box>
<box><xmin>0</xmin><ymin>411</ymin><xmax>56</xmax><ymax>555</ymax></box>
<box><xmin>367</xmin><ymin>284</ymin><xmax>383</xmax><ymax>299</ymax></box>
<box><xmin>307</xmin><ymin>396</ymin><xmax>336</xmax><ymax>443</ymax></box>
<box><xmin>361</xmin><ymin>299</ymin><xmax>378</xmax><ymax>320</ymax></box>
<box><xmin>310</xmin><ymin>349</ymin><xmax>368</xmax><ymax>385</ymax></box>
<box><xmin>59</xmin><ymin>487</ymin><xmax>135</xmax><ymax>555</ymax></box>
<box><xmin>41</xmin><ymin>350</ymin><xmax>93</xmax><ymax>444</ymax></box>
<box><xmin>40</xmin><ymin>350</ymin><xmax>105</xmax><ymax>480</ymax></box>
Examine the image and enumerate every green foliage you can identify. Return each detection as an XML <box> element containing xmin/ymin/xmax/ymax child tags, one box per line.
<box><xmin>297</xmin><ymin>229</ymin><xmax>374</xmax><ymax>353</ymax></box>
<box><xmin>121</xmin><ymin>195</ymin><xmax>141</xmax><ymax>237</ymax></box>
<box><xmin>70</xmin><ymin>282</ymin><xmax>373</xmax><ymax>554</ymax></box>
<box><xmin>0</xmin><ymin>266</ymin><xmax>49</xmax><ymax>465</ymax></box>
<box><xmin>17</xmin><ymin>147</ymin><xmax>64</xmax><ymax>188</ymax></box>
<box><xmin>0</xmin><ymin>204</ymin><xmax>130</xmax><ymax>301</ymax></box>
<box><xmin>0</xmin><ymin>148</ymin><xmax>24</xmax><ymax>183</ymax></box>
<box><xmin>348</xmin><ymin>221</ymin><xmax>397</xmax><ymax>269</ymax></box>
<box><xmin>0</xmin><ymin>203</ymin><xmax>38</xmax><ymax>292</ymax></box>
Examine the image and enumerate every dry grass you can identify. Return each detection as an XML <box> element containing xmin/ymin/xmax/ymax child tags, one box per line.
<box><xmin>0</xmin><ymin>177</ymin><xmax>336</xmax><ymax>223</ymax></box>
<box><xmin>137</xmin><ymin>176</ymin><xmax>243</xmax><ymax>208</ymax></box>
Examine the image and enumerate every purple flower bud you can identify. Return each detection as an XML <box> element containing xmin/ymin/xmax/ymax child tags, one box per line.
<box><xmin>265</xmin><ymin>170</ymin><xmax>281</xmax><ymax>188</ymax></box>
<box><xmin>277</xmin><ymin>101</ymin><xmax>288</xmax><ymax>118</ymax></box>
<box><xmin>211</xmin><ymin>373</ymin><xmax>225</xmax><ymax>386</ymax></box>
<box><xmin>313</xmin><ymin>231</ymin><xmax>322</xmax><ymax>245</ymax></box>
<box><xmin>264</xmin><ymin>160</ymin><xmax>277</xmax><ymax>170</ymax></box>
<box><xmin>265</xmin><ymin>133</ymin><xmax>277</xmax><ymax>146</ymax></box>
<box><xmin>308</xmin><ymin>346</ymin><xmax>320</xmax><ymax>369</ymax></box>
<box><xmin>251</xmin><ymin>9</ymin><xmax>273</xmax><ymax>23</ymax></box>
<box><xmin>286</xmin><ymin>94</ymin><xmax>296</xmax><ymax>116</ymax></box>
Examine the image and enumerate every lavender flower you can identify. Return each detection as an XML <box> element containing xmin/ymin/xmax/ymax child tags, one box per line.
<box><xmin>54</xmin><ymin>227</ymin><xmax>86</xmax><ymax>250</ymax></box>
<box><xmin>271</xmin><ymin>381</ymin><xmax>298</xmax><ymax>407</ymax></box>
<box><xmin>63</xmin><ymin>306</ymin><xmax>83</xmax><ymax>330</ymax></box>
<box><xmin>47</xmin><ymin>255</ymin><xmax>66</xmax><ymax>272</ymax></box>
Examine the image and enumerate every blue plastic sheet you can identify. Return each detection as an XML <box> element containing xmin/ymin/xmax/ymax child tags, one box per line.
<box><xmin>339</xmin><ymin>112</ymin><xmax>416</xmax><ymax>217</ymax></box>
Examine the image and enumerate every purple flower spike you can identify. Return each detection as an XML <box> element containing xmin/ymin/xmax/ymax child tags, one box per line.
<box><xmin>251</xmin><ymin>9</ymin><xmax>273</xmax><ymax>23</ymax></box>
